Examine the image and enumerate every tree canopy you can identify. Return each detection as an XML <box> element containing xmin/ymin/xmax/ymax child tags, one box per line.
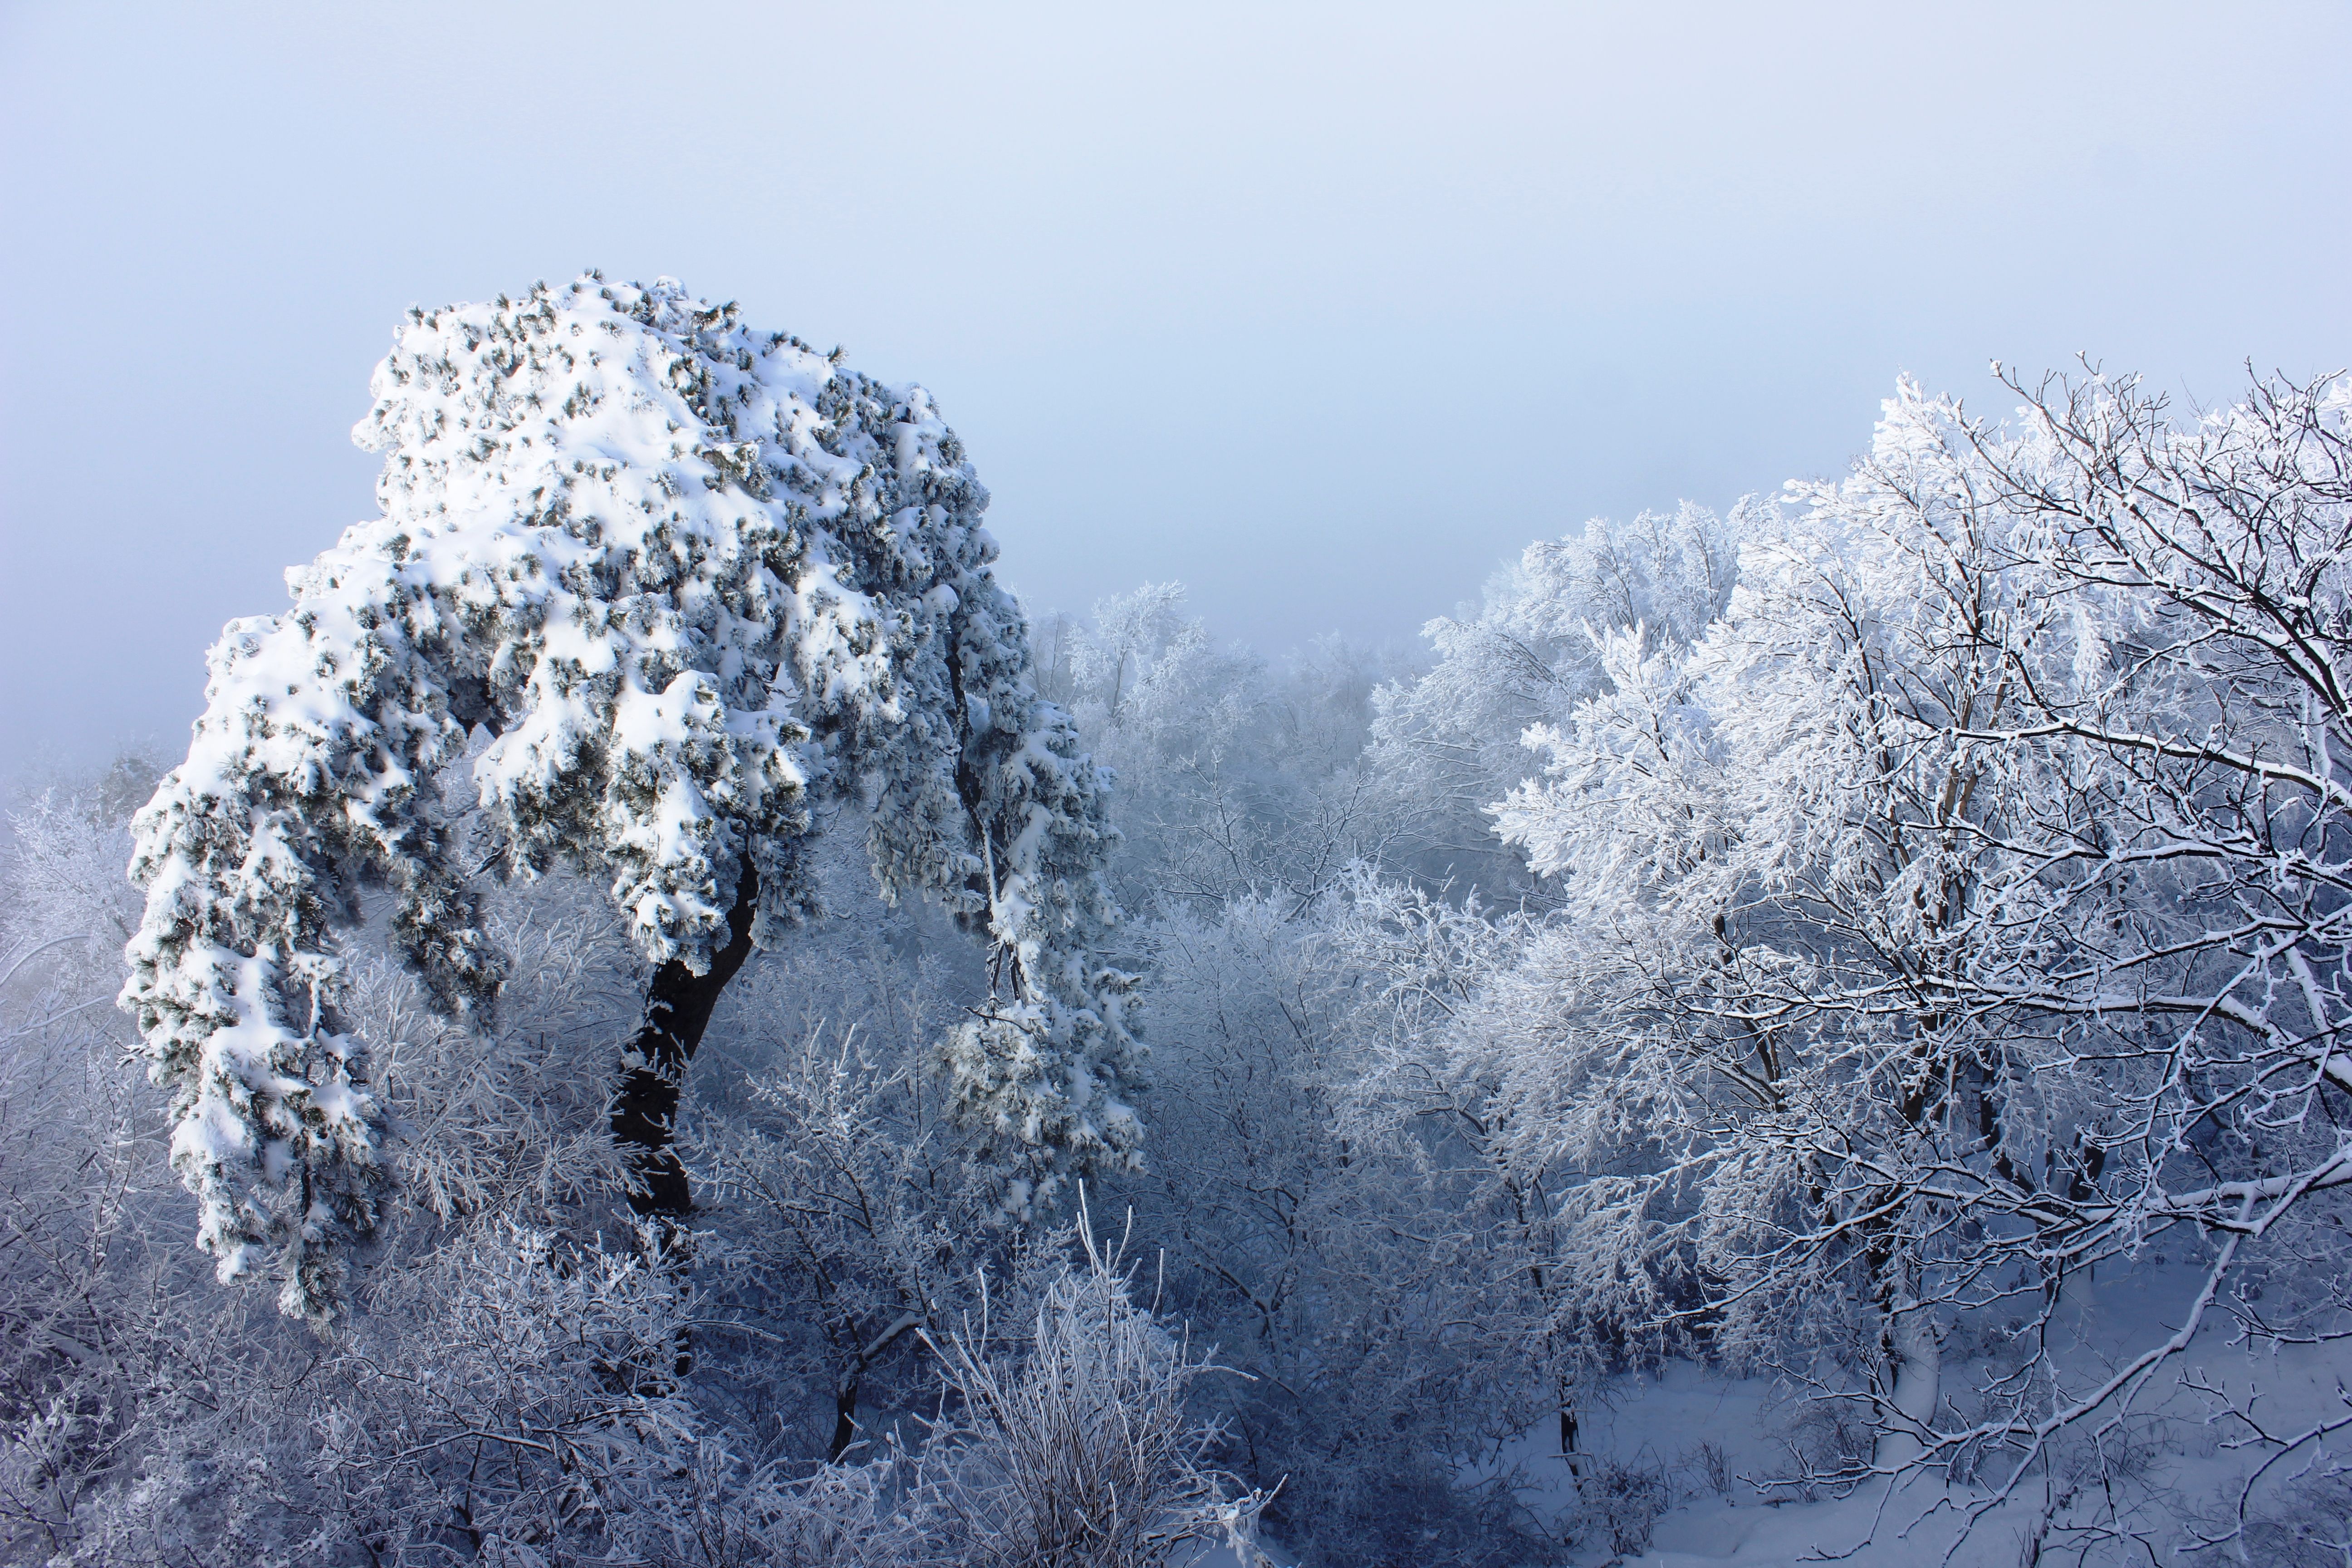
<box><xmin>121</xmin><ymin>276</ymin><xmax>1141</xmax><ymax>1319</ymax></box>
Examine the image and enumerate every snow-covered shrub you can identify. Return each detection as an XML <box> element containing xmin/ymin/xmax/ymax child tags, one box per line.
<box><xmin>1558</xmin><ymin>1452</ymin><xmax>1671</xmax><ymax>1558</ymax></box>
<box><xmin>305</xmin><ymin>1222</ymin><xmax>705</xmax><ymax>1563</ymax></box>
<box><xmin>917</xmin><ymin>1215</ymin><xmax>1262</xmax><ymax>1568</ymax></box>
<box><xmin>0</xmin><ymin>773</ymin><xmax>217</xmax><ymax>1562</ymax></box>
<box><xmin>339</xmin><ymin>875</ymin><xmax>639</xmax><ymax>1239</ymax></box>
<box><xmin>49</xmin><ymin>1220</ymin><xmax>731</xmax><ymax>1568</ymax></box>
<box><xmin>1685</xmin><ymin>1439</ymin><xmax>1732</xmax><ymax>1499</ymax></box>
<box><xmin>665</xmin><ymin>1446</ymin><xmax>928</xmax><ymax>1568</ymax></box>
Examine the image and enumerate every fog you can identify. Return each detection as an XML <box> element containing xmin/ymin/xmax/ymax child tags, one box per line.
<box><xmin>4</xmin><ymin>0</ymin><xmax>2348</xmax><ymax>769</ymax></box>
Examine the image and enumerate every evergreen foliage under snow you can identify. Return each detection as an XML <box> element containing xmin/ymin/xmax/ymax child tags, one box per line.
<box><xmin>120</xmin><ymin>276</ymin><xmax>1140</xmax><ymax>1319</ymax></box>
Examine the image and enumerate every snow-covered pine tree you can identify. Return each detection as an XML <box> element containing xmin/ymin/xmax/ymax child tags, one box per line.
<box><xmin>121</xmin><ymin>275</ymin><xmax>1142</xmax><ymax>1320</ymax></box>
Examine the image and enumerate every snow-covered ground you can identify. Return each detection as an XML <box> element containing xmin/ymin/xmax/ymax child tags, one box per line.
<box><xmin>1408</xmin><ymin>1261</ymin><xmax>2352</xmax><ymax>1566</ymax></box>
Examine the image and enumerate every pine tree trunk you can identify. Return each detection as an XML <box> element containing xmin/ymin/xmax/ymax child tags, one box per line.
<box><xmin>610</xmin><ymin>857</ymin><xmax>760</xmax><ymax>1219</ymax></box>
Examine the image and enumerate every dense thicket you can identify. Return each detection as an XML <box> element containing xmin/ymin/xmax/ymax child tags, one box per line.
<box><xmin>8</xmin><ymin>340</ymin><xmax>2352</xmax><ymax>1566</ymax></box>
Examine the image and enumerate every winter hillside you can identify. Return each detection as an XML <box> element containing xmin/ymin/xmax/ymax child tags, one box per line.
<box><xmin>7</xmin><ymin>277</ymin><xmax>2352</xmax><ymax>1568</ymax></box>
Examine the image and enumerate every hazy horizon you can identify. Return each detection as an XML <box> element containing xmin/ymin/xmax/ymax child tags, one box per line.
<box><xmin>5</xmin><ymin>1</ymin><xmax>2349</xmax><ymax>772</ymax></box>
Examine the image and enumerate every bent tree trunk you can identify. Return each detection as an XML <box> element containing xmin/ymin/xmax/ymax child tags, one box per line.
<box><xmin>610</xmin><ymin>857</ymin><xmax>760</xmax><ymax>1220</ymax></box>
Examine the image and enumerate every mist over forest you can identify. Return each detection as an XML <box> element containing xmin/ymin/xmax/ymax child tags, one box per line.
<box><xmin>8</xmin><ymin>273</ymin><xmax>2352</xmax><ymax>1568</ymax></box>
<box><xmin>8</xmin><ymin>8</ymin><xmax>2352</xmax><ymax>1568</ymax></box>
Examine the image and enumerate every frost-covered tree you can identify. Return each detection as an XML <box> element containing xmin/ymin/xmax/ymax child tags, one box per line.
<box><xmin>1121</xmin><ymin>891</ymin><xmax>1552</xmax><ymax>1563</ymax></box>
<box><xmin>0</xmin><ymin>774</ymin><xmax>181</xmax><ymax>1557</ymax></box>
<box><xmin>1470</xmin><ymin>367</ymin><xmax>2352</xmax><ymax>1540</ymax></box>
<box><xmin>121</xmin><ymin>275</ymin><xmax>1141</xmax><ymax>1320</ymax></box>
<box><xmin>692</xmin><ymin>940</ymin><xmax>995</xmax><ymax>1464</ymax></box>
<box><xmin>1487</xmin><ymin>454</ymin><xmax>2036</xmax><ymax>1467</ymax></box>
<box><xmin>1042</xmin><ymin>583</ymin><xmax>1411</xmax><ymax>914</ymax></box>
<box><xmin>1368</xmin><ymin>503</ymin><xmax>1745</xmax><ymax>888</ymax></box>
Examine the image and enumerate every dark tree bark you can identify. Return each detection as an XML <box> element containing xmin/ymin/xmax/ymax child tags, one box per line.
<box><xmin>831</xmin><ymin>1382</ymin><xmax>860</xmax><ymax>1464</ymax></box>
<box><xmin>610</xmin><ymin>856</ymin><xmax>760</xmax><ymax>1219</ymax></box>
<box><xmin>828</xmin><ymin>1313</ymin><xmax>920</xmax><ymax>1461</ymax></box>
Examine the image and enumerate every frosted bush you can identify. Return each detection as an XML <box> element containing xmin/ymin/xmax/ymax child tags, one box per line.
<box><xmin>918</xmin><ymin>1215</ymin><xmax>1263</xmax><ymax>1568</ymax></box>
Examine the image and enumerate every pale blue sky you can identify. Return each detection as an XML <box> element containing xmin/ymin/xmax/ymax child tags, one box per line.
<box><xmin>4</xmin><ymin>1</ymin><xmax>2348</xmax><ymax>769</ymax></box>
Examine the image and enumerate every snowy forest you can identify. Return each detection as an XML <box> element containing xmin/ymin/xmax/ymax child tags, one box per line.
<box><xmin>8</xmin><ymin>273</ymin><xmax>2352</xmax><ymax>1568</ymax></box>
